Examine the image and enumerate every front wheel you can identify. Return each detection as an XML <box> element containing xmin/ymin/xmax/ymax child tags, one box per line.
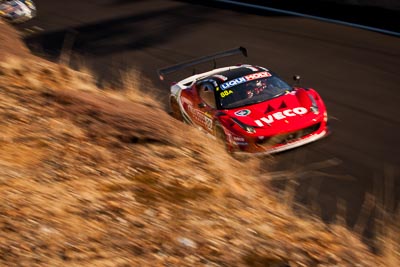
<box><xmin>215</xmin><ymin>126</ymin><xmax>233</xmax><ymax>152</ymax></box>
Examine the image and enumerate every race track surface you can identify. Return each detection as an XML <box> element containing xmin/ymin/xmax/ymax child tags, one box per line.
<box><xmin>19</xmin><ymin>0</ymin><xmax>400</xmax><ymax>238</ymax></box>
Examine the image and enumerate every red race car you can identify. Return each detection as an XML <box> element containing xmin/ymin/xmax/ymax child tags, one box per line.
<box><xmin>158</xmin><ymin>47</ymin><xmax>329</xmax><ymax>154</ymax></box>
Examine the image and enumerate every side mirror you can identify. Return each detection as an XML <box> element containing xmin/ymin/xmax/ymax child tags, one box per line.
<box><xmin>293</xmin><ymin>75</ymin><xmax>301</xmax><ymax>86</ymax></box>
<box><xmin>293</xmin><ymin>75</ymin><xmax>301</xmax><ymax>81</ymax></box>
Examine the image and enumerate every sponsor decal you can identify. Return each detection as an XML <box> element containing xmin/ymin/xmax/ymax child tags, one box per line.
<box><xmin>229</xmin><ymin>135</ymin><xmax>248</xmax><ymax>146</ymax></box>
<box><xmin>188</xmin><ymin>105</ymin><xmax>213</xmax><ymax>130</ymax></box>
<box><xmin>234</xmin><ymin>109</ymin><xmax>251</xmax><ymax>117</ymax></box>
<box><xmin>244</xmin><ymin>71</ymin><xmax>271</xmax><ymax>81</ymax></box>
<box><xmin>220</xmin><ymin>71</ymin><xmax>271</xmax><ymax>90</ymax></box>
<box><xmin>227</xmin><ymin>131</ymin><xmax>249</xmax><ymax>146</ymax></box>
<box><xmin>220</xmin><ymin>89</ymin><xmax>233</xmax><ymax>98</ymax></box>
<box><xmin>236</xmin><ymin>141</ymin><xmax>248</xmax><ymax>146</ymax></box>
<box><xmin>220</xmin><ymin>77</ymin><xmax>246</xmax><ymax>90</ymax></box>
<box><xmin>233</xmin><ymin>136</ymin><xmax>245</xmax><ymax>142</ymax></box>
<box><xmin>254</xmin><ymin>107</ymin><xmax>308</xmax><ymax>126</ymax></box>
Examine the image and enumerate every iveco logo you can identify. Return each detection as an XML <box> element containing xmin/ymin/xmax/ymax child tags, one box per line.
<box><xmin>254</xmin><ymin>107</ymin><xmax>308</xmax><ymax>126</ymax></box>
<box><xmin>234</xmin><ymin>109</ymin><xmax>251</xmax><ymax>116</ymax></box>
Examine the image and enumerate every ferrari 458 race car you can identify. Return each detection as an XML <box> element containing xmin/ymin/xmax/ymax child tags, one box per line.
<box><xmin>158</xmin><ymin>47</ymin><xmax>329</xmax><ymax>154</ymax></box>
<box><xmin>0</xmin><ymin>0</ymin><xmax>36</xmax><ymax>23</ymax></box>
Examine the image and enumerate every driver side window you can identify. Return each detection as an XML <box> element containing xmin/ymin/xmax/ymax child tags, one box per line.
<box><xmin>198</xmin><ymin>83</ymin><xmax>216</xmax><ymax>108</ymax></box>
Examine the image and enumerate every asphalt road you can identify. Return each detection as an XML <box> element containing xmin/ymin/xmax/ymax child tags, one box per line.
<box><xmin>18</xmin><ymin>0</ymin><xmax>400</xmax><ymax>240</ymax></box>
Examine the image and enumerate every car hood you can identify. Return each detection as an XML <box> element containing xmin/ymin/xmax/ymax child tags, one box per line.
<box><xmin>223</xmin><ymin>90</ymin><xmax>321</xmax><ymax>134</ymax></box>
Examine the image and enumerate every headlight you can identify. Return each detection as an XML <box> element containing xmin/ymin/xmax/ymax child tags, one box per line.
<box><xmin>308</xmin><ymin>94</ymin><xmax>319</xmax><ymax>114</ymax></box>
<box><xmin>231</xmin><ymin>118</ymin><xmax>256</xmax><ymax>133</ymax></box>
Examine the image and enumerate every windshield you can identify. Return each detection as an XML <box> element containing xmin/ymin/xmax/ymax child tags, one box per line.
<box><xmin>218</xmin><ymin>74</ymin><xmax>292</xmax><ymax>109</ymax></box>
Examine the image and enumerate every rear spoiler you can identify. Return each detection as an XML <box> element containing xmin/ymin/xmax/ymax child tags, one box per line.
<box><xmin>157</xmin><ymin>46</ymin><xmax>248</xmax><ymax>80</ymax></box>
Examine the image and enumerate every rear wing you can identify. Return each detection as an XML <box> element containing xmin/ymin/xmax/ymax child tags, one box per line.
<box><xmin>157</xmin><ymin>46</ymin><xmax>248</xmax><ymax>80</ymax></box>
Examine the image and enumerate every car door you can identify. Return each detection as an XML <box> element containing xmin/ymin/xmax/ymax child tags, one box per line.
<box><xmin>187</xmin><ymin>81</ymin><xmax>216</xmax><ymax>134</ymax></box>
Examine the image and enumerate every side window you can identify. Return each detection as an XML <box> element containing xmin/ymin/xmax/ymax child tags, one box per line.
<box><xmin>198</xmin><ymin>83</ymin><xmax>216</xmax><ymax>108</ymax></box>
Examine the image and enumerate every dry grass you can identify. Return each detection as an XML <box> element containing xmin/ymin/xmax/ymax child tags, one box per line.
<box><xmin>378</xmin><ymin>216</ymin><xmax>400</xmax><ymax>266</ymax></box>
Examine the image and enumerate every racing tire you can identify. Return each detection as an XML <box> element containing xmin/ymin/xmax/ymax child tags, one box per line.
<box><xmin>215</xmin><ymin>126</ymin><xmax>231</xmax><ymax>152</ymax></box>
<box><xmin>169</xmin><ymin>97</ymin><xmax>183</xmax><ymax>121</ymax></box>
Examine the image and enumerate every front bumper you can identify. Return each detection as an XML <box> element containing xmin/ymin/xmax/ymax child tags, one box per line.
<box><xmin>232</xmin><ymin>121</ymin><xmax>329</xmax><ymax>155</ymax></box>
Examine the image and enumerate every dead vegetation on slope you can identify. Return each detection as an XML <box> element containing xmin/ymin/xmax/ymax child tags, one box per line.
<box><xmin>0</xmin><ymin>20</ymin><xmax>32</xmax><ymax>58</ymax></box>
<box><xmin>0</xmin><ymin>20</ymin><xmax>396</xmax><ymax>266</ymax></box>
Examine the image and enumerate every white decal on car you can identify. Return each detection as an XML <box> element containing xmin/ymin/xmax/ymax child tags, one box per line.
<box><xmin>244</xmin><ymin>71</ymin><xmax>271</xmax><ymax>81</ymax></box>
<box><xmin>220</xmin><ymin>71</ymin><xmax>272</xmax><ymax>90</ymax></box>
<box><xmin>188</xmin><ymin>105</ymin><xmax>213</xmax><ymax>130</ymax></box>
<box><xmin>254</xmin><ymin>107</ymin><xmax>308</xmax><ymax>126</ymax></box>
<box><xmin>220</xmin><ymin>77</ymin><xmax>247</xmax><ymax>90</ymax></box>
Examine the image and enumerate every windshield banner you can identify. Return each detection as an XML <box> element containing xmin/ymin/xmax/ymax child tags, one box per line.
<box><xmin>220</xmin><ymin>71</ymin><xmax>271</xmax><ymax>90</ymax></box>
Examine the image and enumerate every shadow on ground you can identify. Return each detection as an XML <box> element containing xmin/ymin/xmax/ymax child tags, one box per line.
<box><xmin>25</xmin><ymin>5</ymin><xmax>209</xmax><ymax>59</ymax></box>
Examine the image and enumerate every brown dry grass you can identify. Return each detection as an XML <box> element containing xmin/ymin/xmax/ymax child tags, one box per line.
<box><xmin>0</xmin><ymin>20</ymin><xmax>32</xmax><ymax>58</ymax></box>
<box><xmin>0</xmin><ymin>20</ymin><xmax>397</xmax><ymax>266</ymax></box>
